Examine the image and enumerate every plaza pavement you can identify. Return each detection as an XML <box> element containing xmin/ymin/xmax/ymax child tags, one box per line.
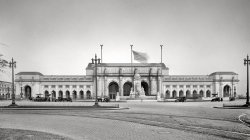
<box><xmin>0</xmin><ymin>99</ymin><xmax>249</xmax><ymax>140</ymax></box>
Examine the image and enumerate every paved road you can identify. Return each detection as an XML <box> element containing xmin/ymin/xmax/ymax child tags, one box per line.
<box><xmin>0</xmin><ymin>100</ymin><xmax>249</xmax><ymax>140</ymax></box>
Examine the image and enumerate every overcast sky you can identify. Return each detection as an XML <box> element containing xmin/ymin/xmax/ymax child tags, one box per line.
<box><xmin>0</xmin><ymin>0</ymin><xmax>249</xmax><ymax>95</ymax></box>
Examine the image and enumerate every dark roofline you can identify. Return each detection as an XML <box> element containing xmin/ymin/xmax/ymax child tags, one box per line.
<box><xmin>16</xmin><ymin>72</ymin><xmax>44</xmax><ymax>76</ymax></box>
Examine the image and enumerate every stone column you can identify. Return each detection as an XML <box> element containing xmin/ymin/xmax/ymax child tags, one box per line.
<box><xmin>119</xmin><ymin>76</ymin><xmax>122</xmax><ymax>96</ymax></box>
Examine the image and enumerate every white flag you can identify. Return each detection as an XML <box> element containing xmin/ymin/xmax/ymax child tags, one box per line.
<box><xmin>132</xmin><ymin>50</ymin><xmax>149</xmax><ymax>63</ymax></box>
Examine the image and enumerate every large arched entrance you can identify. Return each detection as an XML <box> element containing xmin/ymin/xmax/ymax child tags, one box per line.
<box><xmin>206</xmin><ymin>90</ymin><xmax>211</xmax><ymax>97</ymax></box>
<box><xmin>44</xmin><ymin>90</ymin><xmax>50</xmax><ymax>98</ymax></box>
<box><xmin>51</xmin><ymin>90</ymin><xmax>56</xmax><ymax>101</ymax></box>
<box><xmin>73</xmin><ymin>90</ymin><xmax>77</xmax><ymax>99</ymax></box>
<box><xmin>66</xmin><ymin>90</ymin><xmax>70</xmax><ymax>98</ymax></box>
<box><xmin>165</xmin><ymin>90</ymin><xmax>170</xmax><ymax>99</ymax></box>
<box><xmin>59</xmin><ymin>90</ymin><xmax>63</xmax><ymax>98</ymax></box>
<box><xmin>86</xmin><ymin>90</ymin><xmax>91</xmax><ymax>99</ymax></box>
<box><xmin>199</xmin><ymin>90</ymin><xmax>204</xmax><ymax>97</ymax></box>
<box><xmin>179</xmin><ymin>90</ymin><xmax>184</xmax><ymax>97</ymax></box>
<box><xmin>109</xmin><ymin>82</ymin><xmax>119</xmax><ymax>99</ymax></box>
<box><xmin>223</xmin><ymin>85</ymin><xmax>230</xmax><ymax>97</ymax></box>
<box><xmin>123</xmin><ymin>82</ymin><xmax>132</xmax><ymax>96</ymax></box>
<box><xmin>193</xmin><ymin>90</ymin><xmax>198</xmax><ymax>98</ymax></box>
<box><xmin>172</xmin><ymin>90</ymin><xmax>177</xmax><ymax>98</ymax></box>
<box><xmin>141</xmin><ymin>81</ymin><xmax>149</xmax><ymax>96</ymax></box>
<box><xmin>24</xmin><ymin>85</ymin><xmax>31</xmax><ymax>99</ymax></box>
<box><xmin>80</xmin><ymin>90</ymin><xmax>84</xmax><ymax>99</ymax></box>
<box><xmin>186</xmin><ymin>90</ymin><xmax>191</xmax><ymax>98</ymax></box>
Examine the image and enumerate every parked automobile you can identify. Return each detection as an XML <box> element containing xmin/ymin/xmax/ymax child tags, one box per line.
<box><xmin>174</xmin><ymin>97</ymin><xmax>186</xmax><ymax>102</ymax></box>
<box><xmin>97</xmin><ymin>96</ymin><xmax>110</xmax><ymax>102</ymax></box>
<box><xmin>211</xmin><ymin>97</ymin><xmax>222</xmax><ymax>102</ymax></box>
<box><xmin>55</xmin><ymin>97</ymin><xmax>72</xmax><ymax>102</ymax></box>
<box><xmin>229</xmin><ymin>97</ymin><xmax>235</xmax><ymax>101</ymax></box>
<box><xmin>97</xmin><ymin>96</ymin><xmax>103</xmax><ymax>102</ymax></box>
<box><xmin>34</xmin><ymin>96</ymin><xmax>50</xmax><ymax>102</ymax></box>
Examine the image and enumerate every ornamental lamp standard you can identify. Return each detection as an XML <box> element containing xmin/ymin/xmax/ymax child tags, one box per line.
<box><xmin>244</xmin><ymin>55</ymin><xmax>250</xmax><ymax>105</ymax></box>
<box><xmin>91</xmin><ymin>54</ymin><xmax>101</xmax><ymax>106</ymax></box>
<box><xmin>8</xmin><ymin>58</ymin><xmax>17</xmax><ymax>107</ymax></box>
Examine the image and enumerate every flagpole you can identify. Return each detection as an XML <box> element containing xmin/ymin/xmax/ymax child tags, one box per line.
<box><xmin>130</xmin><ymin>45</ymin><xmax>133</xmax><ymax>72</ymax></box>
<box><xmin>160</xmin><ymin>45</ymin><xmax>163</xmax><ymax>64</ymax></box>
<box><xmin>100</xmin><ymin>44</ymin><xmax>103</xmax><ymax>63</ymax></box>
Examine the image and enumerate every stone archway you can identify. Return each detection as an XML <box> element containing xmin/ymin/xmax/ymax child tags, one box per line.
<box><xmin>165</xmin><ymin>90</ymin><xmax>170</xmax><ymax>99</ymax></box>
<box><xmin>86</xmin><ymin>90</ymin><xmax>91</xmax><ymax>99</ymax></box>
<box><xmin>66</xmin><ymin>90</ymin><xmax>70</xmax><ymax>98</ymax></box>
<box><xmin>123</xmin><ymin>81</ymin><xmax>132</xmax><ymax>96</ymax></box>
<box><xmin>59</xmin><ymin>90</ymin><xmax>63</xmax><ymax>98</ymax></box>
<box><xmin>109</xmin><ymin>82</ymin><xmax>119</xmax><ymax>99</ymax></box>
<box><xmin>199</xmin><ymin>90</ymin><xmax>204</xmax><ymax>97</ymax></box>
<box><xmin>179</xmin><ymin>90</ymin><xmax>184</xmax><ymax>97</ymax></box>
<box><xmin>223</xmin><ymin>85</ymin><xmax>230</xmax><ymax>97</ymax></box>
<box><xmin>24</xmin><ymin>85</ymin><xmax>31</xmax><ymax>99</ymax></box>
<box><xmin>141</xmin><ymin>81</ymin><xmax>149</xmax><ymax>96</ymax></box>
<box><xmin>80</xmin><ymin>90</ymin><xmax>84</xmax><ymax>99</ymax></box>
<box><xmin>73</xmin><ymin>90</ymin><xmax>77</xmax><ymax>99</ymax></box>
<box><xmin>186</xmin><ymin>90</ymin><xmax>191</xmax><ymax>98</ymax></box>
<box><xmin>172</xmin><ymin>90</ymin><xmax>177</xmax><ymax>98</ymax></box>
<box><xmin>206</xmin><ymin>90</ymin><xmax>211</xmax><ymax>97</ymax></box>
<box><xmin>44</xmin><ymin>90</ymin><xmax>50</xmax><ymax>98</ymax></box>
<box><xmin>193</xmin><ymin>90</ymin><xmax>198</xmax><ymax>98</ymax></box>
<box><xmin>51</xmin><ymin>90</ymin><xmax>56</xmax><ymax>101</ymax></box>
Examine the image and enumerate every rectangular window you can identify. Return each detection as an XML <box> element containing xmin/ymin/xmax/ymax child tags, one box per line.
<box><xmin>172</xmin><ymin>85</ymin><xmax>177</xmax><ymax>88</ymax></box>
<box><xmin>58</xmin><ymin>85</ymin><xmax>63</xmax><ymax>88</ymax></box>
<box><xmin>179</xmin><ymin>85</ymin><xmax>184</xmax><ymax>88</ymax></box>
<box><xmin>51</xmin><ymin>85</ymin><xmax>56</xmax><ymax>88</ymax></box>
<box><xmin>193</xmin><ymin>85</ymin><xmax>197</xmax><ymax>88</ymax></box>
<box><xmin>186</xmin><ymin>85</ymin><xmax>190</xmax><ymax>88</ymax></box>
<box><xmin>206</xmin><ymin>85</ymin><xmax>211</xmax><ymax>88</ymax></box>
<box><xmin>72</xmin><ymin>85</ymin><xmax>77</xmax><ymax>88</ymax></box>
<box><xmin>65</xmin><ymin>85</ymin><xmax>70</xmax><ymax>88</ymax></box>
<box><xmin>200</xmin><ymin>85</ymin><xmax>204</xmax><ymax>88</ymax></box>
<box><xmin>165</xmin><ymin>85</ymin><xmax>170</xmax><ymax>88</ymax></box>
<box><xmin>44</xmin><ymin>85</ymin><xmax>48</xmax><ymax>88</ymax></box>
<box><xmin>79</xmin><ymin>85</ymin><xmax>84</xmax><ymax>88</ymax></box>
<box><xmin>86</xmin><ymin>85</ymin><xmax>91</xmax><ymax>88</ymax></box>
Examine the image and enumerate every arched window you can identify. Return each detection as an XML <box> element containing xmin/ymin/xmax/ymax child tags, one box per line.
<box><xmin>179</xmin><ymin>90</ymin><xmax>184</xmax><ymax>97</ymax></box>
<box><xmin>186</xmin><ymin>90</ymin><xmax>191</xmax><ymax>98</ymax></box>
<box><xmin>206</xmin><ymin>90</ymin><xmax>211</xmax><ymax>97</ymax></box>
<box><xmin>172</xmin><ymin>90</ymin><xmax>177</xmax><ymax>98</ymax></box>
<box><xmin>193</xmin><ymin>90</ymin><xmax>198</xmax><ymax>98</ymax></box>
<box><xmin>165</xmin><ymin>90</ymin><xmax>170</xmax><ymax>99</ymax></box>
<box><xmin>199</xmin><ymin>90</ymin><xmax>204</xmax><ymax>97</ymax></box>
<box><xmin>80</xmin><ymin>90</ymin><xmax>84</xmax><ymax>99</ymax></box>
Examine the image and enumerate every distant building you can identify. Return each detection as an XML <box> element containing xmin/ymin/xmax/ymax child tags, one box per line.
<box><xmin>15</xmin><ymin>63</ymin><xmax>239</xmax><ymax>100</ymax></box>
<box><xmin>0</xmin><ymin>81</ymin><xmax>12</xmax><ymax>99</ymax></box>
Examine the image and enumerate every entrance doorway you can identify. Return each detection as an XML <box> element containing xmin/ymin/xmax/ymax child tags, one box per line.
<box><xmin>123</xmin><ymin>82</ymin><xmax>132</xmax><ymax>96</ymax></box>
<box><xmin>223</xmin><ymin>85</ymin><xmax>230</xmax><ymax>97</ymax></box>
<box><xmin>109</xmin><ymin>82</ymin><xmax>119</xmax><ymax>99</ymax></box>
<box><xmin>141</xmin><ymin>81</ymin><xmax>149</xmax><ymax>96</ymax></box>
<box><xmin>24</xmin><ymin>85</ymin><xmax>31</xmax><ymax>99</ymax></box>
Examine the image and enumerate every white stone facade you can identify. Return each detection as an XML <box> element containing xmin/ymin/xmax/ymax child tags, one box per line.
<box><xmin>15</xmin><ymin>63</ymin><xmax>239</xmax><ymax>100</ymax></box>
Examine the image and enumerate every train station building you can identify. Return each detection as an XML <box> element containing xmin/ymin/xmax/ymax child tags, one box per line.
<box><xmin>15</xmin><ymin>62</ymin><xmax>239</xmax><ymax>101</ymax></box>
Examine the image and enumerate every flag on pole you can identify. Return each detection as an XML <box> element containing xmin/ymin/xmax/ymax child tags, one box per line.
<box><xmin>132</xmin><ymin>50</ymin><xmax>149</xmax><ymax>63</ymax></box>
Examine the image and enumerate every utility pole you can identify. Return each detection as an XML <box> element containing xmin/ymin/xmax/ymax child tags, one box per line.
<box><xmin>92</xmin><ymin>54</ymin><xmax>101</xmax><ymax>106</ymax></box>
<box><xmin>8</xmin><ymin>58</ymin><xmax>17</xmax><ymax>107</ymax></box>
<box><xmin>244</xmin><ymin>55</ymin><xmax>250</xmax><ymax>105</ymax></box>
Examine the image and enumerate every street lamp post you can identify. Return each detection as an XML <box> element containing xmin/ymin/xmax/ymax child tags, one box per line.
<box><xmin>92</xmin><ymin>54</ymin><xmax>101</xmax><ymax>106</ymax></box>
<box><xmin>244</xmin><ymin>55</ymin><xmax>250</xmax><ymax>105</ymax></box>
<box><xmin>8</xmin><ymin>58</ymin><xmax>17</xmax><ymax>106</ymax></box>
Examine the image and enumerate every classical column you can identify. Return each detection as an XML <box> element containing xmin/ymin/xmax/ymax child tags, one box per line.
<box><xmin>119</xmin><ymin>76</ymin><xmax>122</xmax><ymax>96</ymax></box>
